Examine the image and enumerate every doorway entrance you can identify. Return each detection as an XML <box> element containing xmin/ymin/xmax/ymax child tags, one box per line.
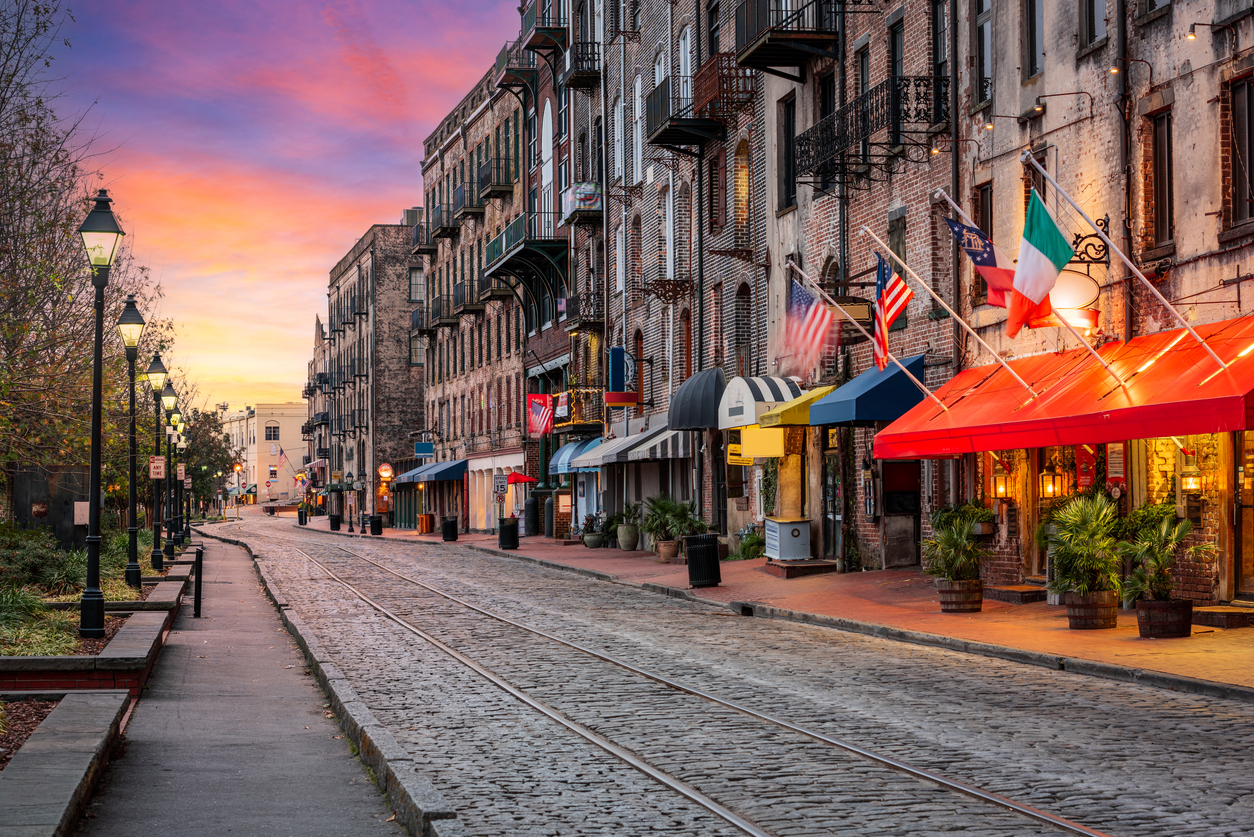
<box><xmin>1236</xmin><ymin>433</ymin><xmax>1254</xmax><ymax>600</ymax></box>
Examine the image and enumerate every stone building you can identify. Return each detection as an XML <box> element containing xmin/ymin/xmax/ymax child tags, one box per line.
<box><xmin>221</xmin><ymin>403</ymin><xmax>306</xmax><ymax>503</ymax></box>
<box><xmin>301</xmin><ymin>316</ymin><xmax>331</xmax><ymax>508</ymax></box>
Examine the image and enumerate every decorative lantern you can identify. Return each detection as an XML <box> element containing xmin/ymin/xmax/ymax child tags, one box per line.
<box><xmin>1040</xmin><ymin>463</ymin><xmax>1065</xmax><ymax>498</ymax></box>
<box><xmin>1181</xmin><ymin>459</ymin><xmax>1203</xmax><ymax>494</ymax></box>
<box><xmin>992</xmin><ymin>460</ymin><xmax>1009</xmax><ymax>498</ymax></box>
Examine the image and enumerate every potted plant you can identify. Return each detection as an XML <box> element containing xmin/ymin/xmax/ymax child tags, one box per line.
<box><xmin>922</xmin><ymin>517</ymin><xmax>985</xmax><ymax>613</ymax></box>
<box><xmin>932</xmin><ymin>500</ymin><xmax>995</xmax><ymax>536</ymax></box>
<box><xmin>1118</xmin><ymin>517</ymin><xmax>1213</xmax><ymax>638</ymax></box>
<box><xmin>600</xmin><ymin>512</ymin><xmax>619</xmax><ymax>548</ymax></box>
<box><xmin>617</xmin><ymin>502</ymin><xmax>641</xmax><ymax>551</ymax></box>
<box><xmin>581</xmin><ymin>513</ymin><xmax>604</xmax><ymax>549</ymax></box>
<box><xmin>1047</xmin><ymin>493</ymin><xmax>1122</xmax><ymax>629</ymax></box>
<box><xmin>642</xmin><ymin>495</ymin><xmax>684</xmax><ymax>562</ymax></box>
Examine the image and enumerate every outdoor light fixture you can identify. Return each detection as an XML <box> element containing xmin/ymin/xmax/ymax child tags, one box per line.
<box><xmin>117</xmin><ymin>296</ymin><xmax>146</xmax><ymax>588</ymax></box>
<box><xmin>1110</xmin><ymin>57</ymin><xmax>1153</xmax><ymax>84</ymax></box>
<box><xmin>79</xmin><ymin>189</ymin><xmax>125</xmax><ymax>269</ymax></box>
<box><xmin>169</xmin><ymin>409</ymin><xmax>182</xmax><ymax>427</ymax></box>
<box><xmin>116</xmin><ymin>295</ymin><xmax>145</xmax><ymax>349</ymax></box>
<box><xmin>1181</xmin><ymin>458</ymin><xmax>1203</xmax><ymax>493</ymax></box>
<box><xmin>146</xmin><ymin>355</ymin><xmax>167</xmax><ymax>394</ymax></box>
<box><xmin>993</xmin><ymin>461</ymin><xmax>1009</xmax><ymax>498</ymax></box>
<box><xmin>1187</xmin><ymin>23</ymin><xmax>1197</xmax><ymax>39</ymax></box>
<box><xmin>1188</xmin><ymin>22</ymin><xmax>1238</xmax><ymax>50</ymax></box>
<box><xmin>1040</xmin><ymin>462</ymin><xmax>1065</xmax><ymax>498</ymax></box>
<box><xmin>161</xmin><ymin>381</ymin><xmax>177</xmax><ymax>413</ymax></box>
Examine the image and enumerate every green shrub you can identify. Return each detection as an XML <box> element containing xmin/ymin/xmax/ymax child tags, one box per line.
<box><xmin>922</xmin><ymin>518</ymin><xmax>984</xmax><ymax>581</ymax></box>
<box><xmin>729</xmin><ymin>531</ymin><xmax>765</xmax><ymax>561</ymax></box>
<box><xmin>1047</xmin><ymin>493</ymin><xmax>1122</xmax><ymax>596</ymax></box>
<box><xmin>931</xmin><ymin>500</ymin><xmax>994</xmax><ymax>531</ymax></box>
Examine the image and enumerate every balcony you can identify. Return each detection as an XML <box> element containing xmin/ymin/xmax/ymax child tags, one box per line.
<box><xmin>494</xmin><ymin>40</ymin><xmax>536</xmax><ymax>93</ymax></box>
<box><xmin>301</xmin><ymin>421</ymin><xmax>313</xmax><ymax>441</ymax></box>
<box><xmin>312</xmin><ymin>411</ymin><xmax>329</xmax><ymax>427</ymax></box>
<box><xmin>561</xmin><ymin>41</ymin><xmax>601</xmax><ymax>89</ymax></box>
<box><xmin>430</xmin><ymin>295</ymin><xmax>458</xmax><ymax>329</ymax></box>
<box><xmin>563</xmin><ymin>291</ymin><xmax>603</xmax><ymax>333</ymax></box>
<box><xmin>553</xmin><ymin>389</ymin><xmax>605</xmax><ymax>431</ymax></box>
<box><xmin>646</xmin><ymin>76</ymin><xmax>726</xmax><ymax>148</ymax></box>
<box><xmin>521</xmin><ymin>0</ymin><xmax>566</xmax><ymax>53</ymax></box>
<box><xmin>453</xmin><ymin>280</ymin><xmax>485</xmax><ymax>315</ymax></box>
<box><xmin>410</xmin><ymin>306</ymin><xmax>432</xmax><ymax>334</ymax></box>
<box><xmin>483</xmin><ymin>212</ymin><xmax>569</xmax><ymax>295</ymax></box>
<box><xmin>478</xmin><ymin>270</ymin><xmax>513</xmax><ymax>303</ymax></box>
<box><xmin>735</xmin><ymin>0</ymin><xmax>863</xmax><ymax>77</ymax></box>
<box><xmin>561</xmin><ymin>182</ymin><xmax>603</xmax><ymax>226</ymax></box>
<box><xmin>430</xmin><ymin>204</ymin><xmax>459</xmax><ymax>240</ymax></box>
<box><xmin>795</xmin><ymin>75</ymin><xmax>950</xmax><ymax>182</ymax></box>
<box><xmin>411</xmin><ymin>221</ymin><xmax>436</xmax><ymax>256</ymax></box>
<box><xmin>453</xmin><ymin>180</ymin><xmax>484</xmax><ymax>220</ymax></box>
<box><xmin>478</xmin><ymin>156</ymin><xmax>512</xmax><ymax>200</ymax></box>
<box><xmin>694</xmin><ymin>53</ymin><xmax>755</xmax><ymax>121</ymax></box>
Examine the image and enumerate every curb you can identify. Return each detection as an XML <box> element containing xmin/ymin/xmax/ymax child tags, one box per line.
<box><xmin>193</xmin><ymin>529</ymin><xmax>464</xmax><ymax>837</ymax></box>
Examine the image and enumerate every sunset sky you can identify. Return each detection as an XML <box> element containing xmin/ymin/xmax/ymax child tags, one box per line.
<box><xmin>55</xmin><ymin>0</ymin><xmax>516</xmax><ymax>409</ymax></box>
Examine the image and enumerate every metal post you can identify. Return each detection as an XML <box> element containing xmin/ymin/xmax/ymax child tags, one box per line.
<box><xmin>80</xmin><ymin>266</ymin><xmax>108</xmax><ymax>638</ymax></box>
<box><xmin>152</xmin><ymin>393</ymin><xmax>164</xmax><ymax>570</ymax></box>
<box><xmin>164</xmin><ymin>432</ymin><xmax>175</xmax><ymax>562</ymax></box>
<box><xmin>193</xmin><ymin>546</ymin><xmax>203</xmax><ymax>618</ymax></box>
<box><xmin>125</xmin><ymin>348</ymin><xmax>140</xmax><ymax>588</ymax></box>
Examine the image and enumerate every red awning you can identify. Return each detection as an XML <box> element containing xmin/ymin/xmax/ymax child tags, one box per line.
<box><xmin>874</xmin><ymin>315</ymin><xmax>1254</xmax><ymax>459</ymax></box>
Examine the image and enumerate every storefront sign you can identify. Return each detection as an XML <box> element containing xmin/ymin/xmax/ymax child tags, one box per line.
<box><xmin>827</xmin><ymin>429</ymin><xmax>840</xmax><ymax>450</ymax></box>
<box><xmin>555</xmin><ymin>392</ymin><xmax>569</xmax><ymax>418</ymax></box>
<box><xmin>727</xmin><ymin>443</ymin><xmax>754</xmax><ymax>467</ymax></box>
<box><xmin>1106</xmin><ymin>442</ymin><xmax>1126</xmax><ymax>485</ymax></box>
<box><xmin>331</xmin><ymin>470</ymin><xmax>343</xmax><ymax>485</ymax></box>
<box><xmin>1076</xmin><ymin>445</ymin><xmax>1096</xmax><ymax>488</ymax></box>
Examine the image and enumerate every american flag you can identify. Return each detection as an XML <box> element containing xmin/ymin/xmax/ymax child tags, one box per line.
<box><xmin>781</xmin><ymin>279</ymin><xmax>833</xmax><ymax>378</ymax></box>
<box><xmin>277</xmin><ymin>446</ymin><xmax>288</xmax><ymax>471</ymax></box>
<box><xmin>527</xmin><ymin>394</ymin><xmax>553</xmax><ymax>436</ymax></box>
<box><xmin>873</xmin><ymin>253</ymin><xmax>913</xmax><ymax>371</ymax></box>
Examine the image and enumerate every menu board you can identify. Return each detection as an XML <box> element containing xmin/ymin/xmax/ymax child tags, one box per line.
<box><xmin>1106</xmin><ymin>442</ymin><xmax>1126</xmax><ymax>484</ymax></box>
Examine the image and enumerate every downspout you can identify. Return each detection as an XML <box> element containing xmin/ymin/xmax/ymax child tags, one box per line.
<box><xmin>1118</xmin><ymin>0</ymin><xmax>1133</xmax><ymax>342</ymax></box>
<box><xmin>695</xmin><ymin>12</ymin><xmax>707</xmax><ymax>517</ymax></box>
<box><xmin>948</xmin><ymin>0</ymin><xmax>959</xmax><ymax>505</ymax></box>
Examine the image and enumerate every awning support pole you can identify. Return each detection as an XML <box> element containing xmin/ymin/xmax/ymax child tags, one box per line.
<box><xmin>932</xmin><ymin>189</ymin><xmax>1130</xmax><ymax>390</ymax></box>
<box><xmin>860</xmin><ymin>227</ymin><xmax>1040</xmax><ymax>399</ymax></box>
<box><xmin>786</xmin><ymin>260</ymin><xmax>948</xmax><ymax>413</ymax></box>
<box><xmin>1019</xmin><ymin>152</ymin><xmax>1229</xmax><ymax>372</ymax></box>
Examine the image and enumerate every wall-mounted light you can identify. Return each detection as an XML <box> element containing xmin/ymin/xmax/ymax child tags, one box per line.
<box><xmin>1181</xmin><ymin>459</ymin><xmax>1203</xmax><ymax>493</ymax></box>
<box><xmin>993</xmin><ymin>460</ymin><xmax>1009</xmax><ymax>498</ymax></box>
<box><xmin>1040</xmin><ymin>463</ymin><xmax>1064</xmax><ymax>498</ymax></box>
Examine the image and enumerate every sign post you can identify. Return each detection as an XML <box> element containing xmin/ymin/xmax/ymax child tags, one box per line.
<box><xmin>149</xmin><ymin>456</ymin><xmax>166</xmax><ymax>480</ymax></box>
<box><xmin>493</xmin><ymin>474</ymin><xmax>508</xmax><ymax>520</ymax></box>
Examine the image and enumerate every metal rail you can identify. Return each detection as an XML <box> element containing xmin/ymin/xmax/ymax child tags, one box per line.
<box><xmin>291</xmin><ymin>536</ymin><xmax>1113</xmax><ymax>837</ymax></box>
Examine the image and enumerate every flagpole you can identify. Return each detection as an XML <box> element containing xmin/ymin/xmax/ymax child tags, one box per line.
<box><xmin>1020</xmin><ymin>151</ymin><xmax>1228</xmax><ymax>372</ymax></box>
<box><xmin>785</xmin><ymin>261</ymin><xmax>949</xmax><ymax>413</ymax></box>
<box><xmin>932</xmin><ymin>189</ymin><xmax>1130</xmax><ymax>389</ymax></box>
<box><xmin>860</xmin><ymin>227</ymin><xmax>1040</xmax><ymax>399</ymax></box>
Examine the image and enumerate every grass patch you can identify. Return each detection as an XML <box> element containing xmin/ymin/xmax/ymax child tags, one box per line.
<box><xmin>0</xmin><ymin>608</ymin><xmax>78</xmax><ymax>656</ymax></box>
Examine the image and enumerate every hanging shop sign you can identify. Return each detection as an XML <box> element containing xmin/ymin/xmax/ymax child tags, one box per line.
<box><xmin>555</xmin><ymin>392</ymin><xmax>569</xmax><ymax>418</ymax></box>
<box><xmin>727</xmin><ymin>443</ymin><xmax>754</xmax><ymax>467</ymax></box>
<box><xmin>1076</xmin><ymin>445</ymin><xmax>1097</xmax><ymax>489</ymax></box>
<box><xmin>1105</xmin><ymin>442</ymin><xmax>1126</xmax><ymax>497</ymax></box>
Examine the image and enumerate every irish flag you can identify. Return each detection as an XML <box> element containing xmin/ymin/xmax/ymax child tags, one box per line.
<box><xmin>1008</xmin><ymin>191</ymin><xmax>1075</xmax><ymax>338</ymax></box>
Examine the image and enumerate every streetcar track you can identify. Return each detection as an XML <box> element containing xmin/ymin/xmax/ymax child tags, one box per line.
<box><xmin>280</xmin><ymin>535</ymin><xmax>1115</xmax><ymax>837</ymax></box>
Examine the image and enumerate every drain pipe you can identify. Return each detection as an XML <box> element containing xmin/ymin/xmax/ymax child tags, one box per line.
<box><xmin>948</xmin><ymin>0</ymin><xmax>960</xmax><ymax>505</ymax></box>
<box><xmin>1118</xmin><ymin>0</ymin><xmax>1133</xmax><ymax>342</ymax></box>
<box><xmin>695</xmin><ymin>20</ymin><xmax>707</xmax><ymax>520</ymax></box>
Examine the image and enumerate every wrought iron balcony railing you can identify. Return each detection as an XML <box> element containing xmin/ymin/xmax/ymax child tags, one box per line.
<box><xmin>561</xmin><ymin>182</ymin><xmax>603</xmax><ymax>225</ymax></box>
<box><xmin>477</xmin><ymin>271</ymin><xmax>511</xmax><ymax>301</ymax></box>
<box><xmin>735</xmin><ymin>0</ymin><xmax>842</xmax><ymax>52</ymax></box>
<box><xmin>430</xmin><ymin>294</ymin><xmax>456</xmax><ymax>326</ymax></box>
<box><xmin>693</xmin><ymin>53</ymin><xmax>755</xmax><ymax>120</ymax></box>
<box><xmin>486</xmin><ymin>212</ymin><xmax>563</xmax><ymax>268</ymax></box>
<box><xmin>479</xmin><ymin>156</ymin><xmax>512</xmax><ymax>199</ymax></box>
<box><xmin>454</xmin><ymin>180</ymin><xmax>484</xmax><ymax>218</ymax></box>
<box><xmin>561</xmin><ymin>41</ymin><xmax>601</xmax><ymax>88</ymax></box>
<box><xmin>795</xmin><ymin>75</ymin><xmax>950</xmax><ymax>176</ymax></box>
<box><xmin>410</xmin><ymin>307</ymin><xmax>429</xmax><ymax>332</ymax></box>
<box><xmin>312</xmin><ymin>412</ymin><xmax>329</xmax><ymax>426</ymax></box>
<box><xmin>495</xmin><ymin>40</ymin><xmax>537</xmax><ymax>90</ymax></box>
<box><xmin>647</xmin><ymin>75</ymin><xmax>692</xmax><ymax>137</ymax></box>
<box><xmin>411</xmin><ymin>220</ymin><xmax>435</xmax><ymax>255</ymax></box>
<box><xmin>522</xmin><ymin>0</ymin><xmax>566</xmax><ymax>48</ymax></box>
<box><xmin>452</xmin><ymin>280</ymin><xmax>467</xmax><ymax>314</ymax></box>
<box><xmin>563</xmin><ymin>291</ymin><xmax>604</xmax><ymax>332</ymax></box>
<box><xmin>430</xmin><ymin>204</ymin><xmax>459</xmax><ymax>239</ymax></box>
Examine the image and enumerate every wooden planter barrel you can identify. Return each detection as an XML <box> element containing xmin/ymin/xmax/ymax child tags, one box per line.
<box><xmin>1135</xmin><ymin>599</ymin><xmax>1193</xmax><ymax>638</ymax></box>
<box><xmin>936</xmin><ymin>579</ymin><xmax>983</xmax><ymax>613</ymax></box>
<box><xmin>1064</xmin><ymin>589</ymin><xmax>1119</xmax><ymax>629</ymax></box>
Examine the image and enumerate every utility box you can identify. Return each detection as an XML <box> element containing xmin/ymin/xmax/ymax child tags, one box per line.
<box><xmin>764</xmin><ymin>517</ymin><xmax>811</xmax><ymax>561</ymax></box>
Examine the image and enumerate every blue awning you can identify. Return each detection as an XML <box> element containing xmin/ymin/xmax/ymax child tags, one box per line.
<box><xmin>809</xmin><ymin>354</ymin><xmax>927</xmax><ymax>427</ymax></box>
<box><xmin>549</xmin><ymin>437</ymin><xmax>603</xmax><ymax>475</ymax></box>
<box><xmin>418</xmin><ymin>459</ymin><xmax>468</xmax><ymax>482</ymax></box>
<box><xmin>394</xmin><ymin>464</ymin><xmax>431</xmax><ymax>484</ymax></box>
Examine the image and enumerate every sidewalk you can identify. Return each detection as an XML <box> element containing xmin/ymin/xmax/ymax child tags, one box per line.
<box><xmin>298</xmin><ymin>513</ymin><xmax>1254</xmax><ymax>697</ymax></box>
<box><xmin>75</xmin><ymin>538</ymin><xmax>405</xmax><ymax>837</ymax></box>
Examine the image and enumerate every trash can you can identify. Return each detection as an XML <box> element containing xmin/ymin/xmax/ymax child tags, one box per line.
<box><xmin>684</xmin><ymin>533</ymin><xmax>721</xmax><ymax>588</ymax></box>
<box><xmin>266</xmin><ymin>506</ymin><xmax>275</xmax><ymax>516</ymax></box>
<box><xmin>441</xmin><ymin>515</ymin><xmax>459</xmax><ymax>541</ymax></box>
<box><xmin>369</xmin><ymin>515</ymin><xmax>383</xmax><ymax>536</ymax></box>
<box><xmin>524</xmin><ymin>496</ymin><xmax>539</xmax><ymax>536</ymax></box>
<box><xmin>329</xmin><ymin>513</ymin><xmax>341</xmax><ymax>531</ymax></box>
<box><xmin>499</xmin><ymin>517</ymin><xmax>519</xmax><ymax>550</ymax></box>
<box><xmin>298</xmin><ymin>509</ymin><xmax>307</xmax><ymax>526</ymax></box>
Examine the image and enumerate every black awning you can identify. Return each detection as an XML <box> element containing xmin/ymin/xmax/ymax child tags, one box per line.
<box><xmin>668</xmin><ymin>367</ymin><xmax>726</xmax><ymax>430</ymax></box>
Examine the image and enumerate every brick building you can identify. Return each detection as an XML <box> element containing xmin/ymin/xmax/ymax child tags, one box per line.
<box><xmin>301</xmin><ymin>317</ymin><xmax>331</xmax><ymax>510</ymax></box>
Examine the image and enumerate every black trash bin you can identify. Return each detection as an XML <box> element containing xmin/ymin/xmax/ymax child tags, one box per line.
<box><xmin>369</xmin><ymin>515</ymin><xmax>383</xmax><ymax>536</ymax></box>
<box><xmin>298</xmin><ymin>509</ymin><xmax>307</xmax><ymax>526</ymax></box>
<box><xmin>329</xmin><ymin>513</ymin><xmax>341</xmax><ymax>531</ymax></box>
<box><xmin>684</xmin><ymin>533</ymin><xmax>721</xmax><ymax>588</ymax></box>
<box><xmin>441</xmin><ymin>516</ymin><xmax>459</xmax><ymax>541</ymax></box>
<box><xmin>499</xmin><ymin>517</ymin><xmax>519</xmax><ymax>550</ymax></box>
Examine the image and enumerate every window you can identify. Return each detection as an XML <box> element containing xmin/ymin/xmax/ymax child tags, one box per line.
<box><xmin>678</xmin><ymin>27</ymin><xmax>692</xmax><ymax>104</ymax></box>
<box><xmin>974</xmin><ymin>0</ymin><xmax>992</xmax><ymax>104</ymax></box>
<box><xmin>613</xmin><ymin>97</ymin><xmax>624</xmax><ymax>179</ymax></box>
<box><xmin>779</xmin><ymin>95</ymin><xmax>796</xmax><ymax>208</ymax></box>
<box><xmin>460</xmin><ymin>332</ymin><xmax>466</xmax><ymax>373</ymax></box>
<box><xmin>513</xmin><ymin>111</ymin><xmax>521</xmax><ymax>179</ymax></box>
<box><xmin>1025</xmin><ymin>0</ymin><xmax>1044</xmax><ymax>78</ymax></box>
<box><xmin>409</xmin><ymin>268</ymin><xmax>423</xmax><ymax>302</ymax></box>
<box><xmin>975</xmin><ymin>181</ymin><xmax>993</xmax><ymax>300</ymax></box>
<box><xmin>857</xmin><ymin>48</ymin><xmax>871</xmax><ymax>161</ymax></box>
<box><xmin>681</xmin><ymin>309</ymin><xmax>692</xmax><ymax>381</ymax></box>
<box><xmin>557</xmin><ymin>82</ymin><xmax>567</xmax><ymax>138</ymax></box>
<box><xmin>707</xmin><ymin>1</ymin><xmax>720</xmax><ymax>57</ymax></box>
<box><xmin>1232</xmin><ymin>79</ymin><xmax>1254</xmax><ymax>226</ymax></box>
<box><xmin>265</xmin><ymin>426</ymin><xmax>280</xmax><ymax>441</ymax></box>
<box><xmin>633</xmin><ymin>75</ymin><xmax>643</xmax><ymax>184</ymax></box>
<box><xmin>269</xmin><ymin>465</ymin><xmax>278</xmax><ymax>479</ymax></box>
<box><xmin>887</xmin><ymin>213</ymin><xmax>909</xmax><ymax>331</ymax></box>
<box><xmin>528</xmin><ymin>110</ymin><xmax>537</xmax><ymax>168</ymax></box>
<box><xmin>1082</xmin><ymin>0</ymin><xmax>1106</xmax><ymax>47</ymax></box>
<box><xmin>889</xmin><ymin>22</ymin><xmax>904</xmax><ymax>146</ymax></box>
<box><xmin>633</xmin><ymin>330</ymin><xmax>644</xmax><ymax>412</ymax></box>
<box><xmin>616</xmin><ymin>224</ymin><xmax>626</xmax><ymax>292</ymax></box>
<box><xmin>711</xmin><ymin>147</ymin><xmax>727</xmax><ymax>230</ymax></box>
<box><xmin>1152</xmin><ymin>111</ymin><xmax>1174</xmax><ymax>246</ymax></box>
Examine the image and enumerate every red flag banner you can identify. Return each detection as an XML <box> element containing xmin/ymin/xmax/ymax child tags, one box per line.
<box><xmin>527</xmin><ymin>394</ymin><xmax>553</xmax><ymax>436</ymax></box>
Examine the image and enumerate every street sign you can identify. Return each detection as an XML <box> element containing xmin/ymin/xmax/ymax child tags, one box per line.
<box><xmin>493</xmin><ymin>474</ymin><xmax>508</xmax><ymax>494</ymax></box>
<box><xmin>184</xmin><ymin>478</ymin><xmax>192</xmax><ymax>489</ymax></box>
<box><xmin>149</xmin><ymin>456</ymin><xmax>165</xmax><ymax>480</ymax></box>
<box><xmin>414</xmin><ymin>441</ymin><xmax>434</xmax><ymax>458</ymax></box>
<box><xmin>177</xmin><ymin>463</ymin><xmax>186</xmax><ymax>480</ymax></box>
<box><xmin>265</xmin><ymin>480</ymin><xmax>272</xmax><ymax>488</ymax></box>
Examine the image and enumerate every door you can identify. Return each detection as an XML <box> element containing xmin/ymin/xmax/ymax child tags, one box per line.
<box><xmin>1237</xmin><ymin>432</ymin><xmax>1254</xmax><ymax>599</ymax></box>
<box><xmin>713</xmin><ymin>430</ymin><xmax>728</xmax><ymax>535</ymax></box>
<box><xmin>881</xmin><ymin>460</ymin><xmax>920</xmax><ymax>568</ymax></box>
<box><xmin>823</xmin><ymin>452</ymin><xmax>843</xmax><ymax>561</ymax></box>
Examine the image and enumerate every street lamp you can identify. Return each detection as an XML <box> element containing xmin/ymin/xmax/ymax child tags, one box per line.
<box><xmin>77</xmin><ymin>189</ymin><xmax>125</xmax><ymax>638</ymax></box>
<box><xmin>116</xmin><ymin>296</ymin><xmax>145</xmax><ymax>588</ymax></box>
<box><xmin>234</xmin><ymin>462</ymin><xmax>242</xmax><ymax>519</ymax></box>
<box><xmin>177</xmin><ymin>437</ymin><xmax>188</xmax><ymax>543</ymax></box>
<box><xmin>165</xmin><ymin>421</ymin><xmax>177</xmax><ymax>560</ymax></box>
<box><xmin>146</xmin><ymin>355</ymin><xmax>168</xmax><ymax>569</ymax></box>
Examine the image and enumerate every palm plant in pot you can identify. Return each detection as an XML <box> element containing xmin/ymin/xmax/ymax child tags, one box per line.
<box><xmin>617</xmin><ymin>502</ymin><xmax>641</xmax><ymax>551</ymax></box>
<box><xmin>642</xmin><ymin>495</ymin><xmax>685</xmax><ymax>562</ymax></box>
<box><xmin>1118</xmin><ymin>517</ymin><xmax>1213</xmax><ymax>638</ymax></box>
<box><xmin>581</xmin><ymin>513</ymin><xmax>604</xmax><ymax>549</ymax></box>
<box><xmin>922</xmin><ymin>517</ymin><xmax>985</xmax><ymax>613</ymax></box>
<box><xmin>1047</xmin><ymin>493</ymin><xmax>1122</xmax><ymax>629</ymax></box>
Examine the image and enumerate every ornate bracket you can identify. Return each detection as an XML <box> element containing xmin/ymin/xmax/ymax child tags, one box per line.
<box><xmin>642</xmin><ymin>278</ymin><xmax>692</xmax><ymax>304</ymax></box>
<box><xmin>1070</xmin><ymin>215</ymin><xmax>1110</xmax><ymax>265</ymax></box>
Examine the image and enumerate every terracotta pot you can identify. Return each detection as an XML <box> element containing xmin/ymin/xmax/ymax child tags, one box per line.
<box><xmin>582</xmin><ymin>533</ymin><xmax>604</xmax><ymax>549</ymax></box>
<box><xmin>1064</xmin><ymin>589</ymin><xmax>1119</xmax><ymax>630</ymax></box>
<box><xmin>1136</xmin><ymin>598</ymin><xmax>1193</xmax><ymax>638</ymax></box>
<box><xmin>656</xmin><ymin>539</ymin><xmax>681</xmax><ymax>561</ymax></box>
<box><xmin>617</xmin><ymin>523</ymin><xmax>639</xmax><ymax>551</ymax></box>
<box><xmin>936</xmin><ymin>578</ymin><xmax>983</xmax><ymax>613</ymax></box>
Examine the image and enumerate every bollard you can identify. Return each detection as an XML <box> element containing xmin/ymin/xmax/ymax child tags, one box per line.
<box><xmin>194</xmin><ymin>546</ymin><xmax>204</xmax><ymax>618</ymax></box>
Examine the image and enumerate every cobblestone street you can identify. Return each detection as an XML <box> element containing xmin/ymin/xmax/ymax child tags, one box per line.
<box><xmin>209</xmin><ymin>518</ymin><xmax>1254</xmax><ymax>837</ymax></box>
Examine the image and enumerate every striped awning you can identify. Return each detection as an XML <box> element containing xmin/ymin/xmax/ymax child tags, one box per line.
<box><xmin>717</xmin><ymin>376</ymin><xmax>804</xmax><ymax>429</ymax></box>
<box><xmin>550</xmin><ymin>437</ymin><xmax>603</xmax><ymax>474</ymax></box>
<box><xmin>571</xmin><ymin>423</ymin><xmax>671</xmax><ymax>468</ymax></box>
<box><xmin>627</xmin><ymin>429</ymin><xmax>693</xmax><ymax>461</ymax></box>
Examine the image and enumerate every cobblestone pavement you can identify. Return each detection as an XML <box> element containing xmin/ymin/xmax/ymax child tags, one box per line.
<box><xmin>214</xmin><ymin>519</ymin><xmax>1254</xmax><ymax>837</ymax></box>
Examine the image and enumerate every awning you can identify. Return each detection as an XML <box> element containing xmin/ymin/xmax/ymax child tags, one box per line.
<box><xmin>394</xmin><ymin>465</ymin><xmax>429</xmax><ymax>484</ymax></box>
<box><xmin>628</xmin><ymin>428</ymin><xmax>693</xmax><ymax>461</ymax></box>
<box><xmin>550</xmin><ymin>437</ymin><xmax>603</xmax><ymax>474</ymax></box>
<box><xmin>668</xmin><ymin>368</ymin><xmax>726</xmax><ymax>429</ymax></box>
<box><xmin>508</xmin><ymin>472</ymin><xmax>537</xmax><ymax>485</ymax></box>
<box><xmin>571</xmin><ymin>423</ymin><xmax>671</xmax><ymax>467</ymax></box>
<box><xmin>307</xmin><ymin>459</ymin><xmax>326</xmax><ymax>469</ymax></box>
<box><xmin>246</xmin><ymin>484</ymin><xmax>257</xmax><ymax>494</ymax></box>
<box><xmin>873</xmin><ymin>317</ymin><xmax>1254</xmax><ymax>459</ymax></box>
<box><xmin>418</xmin><ymin>459</ymin><xmax>468</xmax><ymax>482</ymax></box>
<box><xmin>758</xmin><ymin>386</ymin><xmax>838</xmax><ymax>427</ymax></box>
<box><xmin>718</xmin><ymin>376</ymin><xmax>803</xmax><ymax>429</ymax></box>
<box><xmin>227</xmin><ymin>487</ymin><xmax>240</xmax><ymax>496</ymax></box>
<box><xmin>811</xmin><ymin>354</ymin><xmax>927</xmax><ymax>427</ymax></box>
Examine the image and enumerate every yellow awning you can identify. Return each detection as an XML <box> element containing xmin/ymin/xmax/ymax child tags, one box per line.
<box><xmin>740</xmin><ymin>424</ymin><xmax>785</xmax><ymax>458</ymax></box>
<box><xmin>757</xmin><ymin>386</ymin><xmax>837</xmax><ymax>427</ymax></box>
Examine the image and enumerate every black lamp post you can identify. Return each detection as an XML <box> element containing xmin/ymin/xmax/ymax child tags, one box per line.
<box><xmin>77</xmin><ymin>189</ymin><xmax>125</xmax><ymax>638</ymax></box>
<box><xmin>177</xmin><ymin>436</ymin><xmax>188</xmax><ymax>541</ymax></box>
<box><xmin>146</xmin><ymin>355</ymin><xmax>169</xmax><ymax>569</ymax></box>
<box><xmin>163</xmin><ymin>396</ymin><xmax>179</xmax><ymax>562</ymax></box>
<box><xmin>117</xmin><ymin>296</ymin><xmax>145</xmax><ymax>588</ymax></box>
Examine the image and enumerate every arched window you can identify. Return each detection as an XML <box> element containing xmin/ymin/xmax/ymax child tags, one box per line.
<box><xmin>734</xmin><ymin>282</ymin><xmax>752</xmax><ymax>376</ymax></box>
<box><xmin>734</xmin><ymin>140</ymin><xmax>750</xmax><ymax>245</ymax></box>
<box><xmin>632</xmin><ymin>76</ymin><xmax>643</xmax><ymax>184</ymax></box>
<box><xmin>680</xmin><ymin>309</ymin><xmax>692</xmax><ymax>381</ymax></box>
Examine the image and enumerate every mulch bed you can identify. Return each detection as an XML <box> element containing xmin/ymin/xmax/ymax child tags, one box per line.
<box><xmin>0</xmin><ymin>699</ymin><xmax>59</xmax><ymax>771</ymax></box>
<box><xmin>72</xmin><ymin>615</ymin><xmax>128</xmax><ymax>656</ymax></box>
